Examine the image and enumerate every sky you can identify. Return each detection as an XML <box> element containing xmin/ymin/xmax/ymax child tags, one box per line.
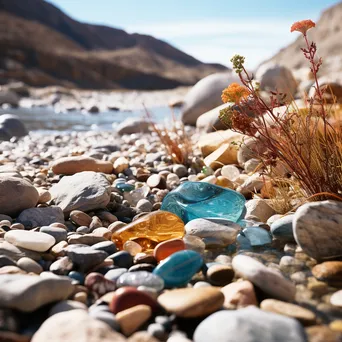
<box><xmin>48</xmin><ymin>0</ymin><xmax>340</xmax><ymax>69</ymax></box>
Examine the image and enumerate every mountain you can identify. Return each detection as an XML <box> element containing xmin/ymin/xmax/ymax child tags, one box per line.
<box><xmin>259</xmin><ymin>2</ymin><xmax>342</xmax><ymax>81</ymax></box>
<box><xmin>0</xmin><ymin>0</ymin><xmax>227</xmax><ymax>89</ymax></box>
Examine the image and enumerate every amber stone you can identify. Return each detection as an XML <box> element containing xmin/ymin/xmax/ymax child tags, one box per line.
<box><xmin>153</xmin><ymin>238</ymin><xmax>185</xmax><ymax>262</ymax></box>
<box><xmin>111</xmin><ymin>211</ymin><xmax>185</xmax><ymax>251</ymax></box>
<box><xmin>109</xmin><ymin>287</ymin><xmax>159</xmax><ymax>314</ymax></box>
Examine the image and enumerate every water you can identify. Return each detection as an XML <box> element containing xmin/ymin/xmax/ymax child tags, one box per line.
<box><xmin>0</xmin><ymin>105</ymin><xmax>180</xmax><ymax>133</ymax></box>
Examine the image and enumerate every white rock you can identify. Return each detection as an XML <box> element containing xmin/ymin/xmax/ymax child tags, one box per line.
<box><xmin>5</xmin><ymin>230</ymin><xmax>56</xmax><ymax>252</ymax></box>
<box><xmin>330</xmin><ymin>290</ymin><xmax>342</xmax><ymax>307</ymax></box>
<box><xmin>245</xmin><ymin>199</ymin><xmax>276</xmax><ymax>223</ymax></box>
<box><xmin>293</xmin><ymin>200</ymin><xmax>342</xmax><ymax>260</ymax></box>
<box><xmin>232</xmin><ymin>255</ymin><xmax>296</xmax><ymax>301</ymax></box>
<box><xmin>221</xmin><ymin>165</ymin><xmax>240</xmax><ymax>181</ymax></box>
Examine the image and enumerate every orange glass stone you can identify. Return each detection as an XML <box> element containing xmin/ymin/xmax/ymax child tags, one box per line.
<box><xmin>153</xmin><ymin>238</ymin><xmax>185</xmax><ymax>262</ymax></box>
<box><xmin>112</xmin><ymin>211</ymin><xmax>185</xmax><ymax>251</ymax></box>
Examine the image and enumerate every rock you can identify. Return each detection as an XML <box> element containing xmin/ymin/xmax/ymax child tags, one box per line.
<box><xmin>241</xmin><ymin>227</ymin><xmax>272</xmax><ymax>247</ymax></box>
<box><xmin>50</xmin><ymin>171</ymin><xmax>111</xmax><ymax>214</ymax></box>
<box><xmin>232</xmin><ymin>255</ymin><xmax>296</xmax><ymax>301</ymax></box>
<box><xmin>49</xmin><ymin>300</ymin><xmax>87</xmax><ymax>316</ymax></box>
<box><xmin>0</xmin><ymin>177</ymin><xmax>39</xmax><ymax>217</ymax></box>
<box><xmin>293</xmin><ymin>201</ymin><xmax>342</xmax><ymax>260</ymax></box>
<box><xmin>89</xmin><ymin>310</ymin><xmax>120</xmax><ymax>331</ymax></box>
<box><xmin>68</xmin><ymin>233</ymin><xmax>106</xmax><ymax>245</ymax></box>
<box><xmin>49</xmin><ymin>256</ymin><xmax>73</xmax><ymax>275</ymax></box>
<box><xmin>245</xmin><ymin>199</ymin><xmax>276</xmax><ymax>223</ymax></box>
<box><xmin>5</xmin><ymin>230</ymin><xmax>55</xmax><ymax>252</ymax></box>
<box><xmin>256</xmin><ymin>64</ymin><xmax>297</xmax><ymax>98</ymax></box>
<box><xmin>0</xmin><ymin>91</ymin><xmax>20</xmax><ymax>106</ymax></box>
<box><xmin>37</xmin><ymin>189</ymin><xmax>51</xmax><ymax>203</ymax></box>
<box><xmin>196</xmin><ymin>103</ymin><xmax>229</xmax><ymax>132</ymax></box>
<box><xmin>198</xmin><ymin>130</ymin><xmax>244</xmax><ymax>158</ymax></box>
<box><xmin>309</xmin><ymin>80</ymin><xmax>342</xmax><ymax>104</ymax></box>
<box><xmin>109</xmin><ymin>251</ymin><xmax>133</xmax><ymax>268</ymax></box>
<box><xmin>237</xmin><ymin>137</ymin><xmax>266</xmax><ymax>167</ymax></box>
<box><xmin>158</xmin><ymin>287</ymin><xmax>224</xmax><ymax>318</ymax></box>
<box><xmin>136</xmin><ymin>199</ymin><xmax>153</xmax><ymax>212</ymax></box>
<box><xmin>0</xmin><ymin>114</ymin><xmax>28</xmax><ymax>141</ymax></box>
<box><xmin>153</xmin><ymin>250</ymin><xmax>203</xmax><ymax>288</ymax></box>
<box><xmin>172</xmin><ymin>164</ymin><xmax>187</xmax><ymax>178</ymax></box>
<box><xmin>116</xmin><ymin>305</ymin><xmax>152</xmax><ymax>336</ymax></box>
<box><xmin>206</xmin><ymin>264</ymin><xmax>235</xmax><ymax>286</ymax></box>
<box><xmin>330</xmin><ymin>290</ymin><xmax>342</xmax><ymax>307</ymax></box>
<box><xmin>51</xmin><ymin>156</ymin><xmax>113</xmax><ymax>175</ymax></box>
<box><xmin>236</xmin><ymin>174</ymin><xmax>265</xmax><ymax>197</ymax></box>
<box><xmin>0</xmin><ymin>240</ymin><xmax>41</xmax><ymax>261</ymax></box>
<box><xmin>204</xmin><ymin>142</ymin><xmax>239</xmax><ymax>169</ymax></box>
<box><xmin>92</xmin><ymin>241</ymin><xmax>117</xmax><ymax>255</ymax></box>
<box><xmin>31</xmin><ymin>310</ymin><xmax>126</xmax><ymax>342</ymax></box>
<box><xmin>113</xmin><ymin>157</ymin><xmax>129</xmax><ymax>174</ymax></box>
<box><xmin>306</xmin><ymin>325</ymin><xmax>342</xmax><ymax>342</ymax></box>
<box><xmin>85</xmin><ymin>273</ymin><xmax>116</xmax><ymax>296</ymax></box>
<box><xmin>0</xmin><ymin>255</ymin><xmax>16</xmax><ymax>268</ymax></box>
<box><xmin>220</xmin><ymin>280</ymin><xmax>258</xmax><ymax>309</ymax></box>
<box><xmin>153</xmin><ymin>238</ymin><xmax>185</xmax><ymax>262</ymax></box>
<box><xmin>109</xmin><ymin>287</ymin><xmax>159</xmax><ymax>314</ymax></box>
<box><xmin>0</xmin><ymin>274</ymin><xmax>73</xmax><ymax>312</ymax></box>
<box><xmin>17</xmin><ymin>257</ymin><xmax>43</xmax><ymax>274</ymax></box>
<box><xmin>270</xmin><ymin>214</ymin><xmax>295</xmax><ymax>241</ymax></box>
<box><xmin>193</xmin><ymin>306</ymin><xmax>306</xmax><ymax>342</ymax></box>
<box><xmin>117</xmin><ymin>118</ymin><xmax>151</xmax><ymax>135</ymax></box>
<box><xmin>40</xmin><ymin>226</ymin><xmax>67</xmax><ymax>243</ymax></box>
<box><xmin>181</xmin><ymin>72</ymin><xmax>241</xmax><ymax>125</ymax></box>
<box><xmin>116</xmin><ymin>271</ymin><xmax>164</xmax><ymax>291</ymax></box>
<box><xmin>147</xmin><ymin>174</ymin><xmax>166</xmax><ymax>189</ymax></box>
<box><xmin>70</xmin><ymin>210</ymin><xmax>92</xmax><ymax>226</ymax></box>
<box><xmin>66</xmin><ymin>246</ymin><xmax>107</xmax><ymax>272</ymax></box>
<box><xmin>185</xmin><ymin>218</ymin><xmax>240</xmax><ymax>246</ymax></box>
<box><xmin>312</xmin><ymin>261</ymin><xmax>342</xmax><ymax>285</ymax></box>
<box><xmin>16</xmin><ymin>207</ymin><xmax>64</xmax><ymax>228</ymax></box>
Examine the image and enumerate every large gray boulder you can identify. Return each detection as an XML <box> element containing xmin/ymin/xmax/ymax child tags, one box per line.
<box><xmin>0</xmin><ymin>114</ymin><xmax>28</xmax><ymax>141</ymax></box>
<box><xmin>255</xmin><ymin>64</ymin><xmax>297</xmax><ymax>98</ymax></box>
<box><xmin>181</xmin><ymin>72</ymin><xmax>241</xmax><ymax>126</ymax></box>
<box><xmin>50</xmin><ymin>171</ymin><xmax>111</xmax><ymax>214</ymax></box>
<box><xmin>116</xmin><ymin>118</ymin><xmax>151</xmax><ymax>135</ymax></box>
<box><xmin>16</xmin><ymin>207</ymin><xmax>65</xmax><ymax>228</ymax></box>
<box><xmin>0</xmin><ymin>177</ymin><xmax>39</xmax><ymax>217</ymax></box>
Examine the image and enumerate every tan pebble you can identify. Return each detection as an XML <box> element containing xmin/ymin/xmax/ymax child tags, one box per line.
<box><xmin>216</xmin><ymin>176</ymin><xmax>234</xmax><ymax>189</ymax></box>
<box><xmin>221</xmin><ymin>280</ymin><xmax>258</xmax><ymax>309</ymax></box>
<box><xmin>0</xmin><ymin>220</ymin><xmax>11</xmax><ymax>227</ymax></box>
<box><xmin>51</xmin><ymin>241</ymin><xmax>68</xmax><ymax>257</ymax></box>
<box><xmin>157</xmin><ymin>287</ymin><xmax>224</xmax><ymax>318</ymax></box>
<box><xmin>113</xmin><ymin>157</ymin><xmax>129</xmax><ymax>174</ymax></box>
<box><xmin>305</xmin><ymin>325</ymin><xmax>342</xmax><ymax>342</ymax></box>
<box><xmin>10</xmin><ymin>223</ymin><xmax>25</xmax><ymax>230</ymax></box>
<box><xmin>50</xmin><ymin>222</ymin><xmax>67</xmax><ymax>230</ymax></box>
<box><xmin>260</xmin><ymin>298</ymin><xmax>316</xmax><ymax>325</ymax></box>
<box><xmin>204</xmin><ymin>142</ymin><xmax>239</xmax><ymax>170</ymax></box>
<box><xmin>38</xmin><ymin>189</ymin><xmax>51</xmax><ymax>204</ymax></box>
<box><xmin>330</xmin><ymin>290</ymin><xmax>342</xmax><ymax>307</ymax></box>
<box><xmin>108</xmin><ymin>221</ymin><xmax>127</xmax><ymax>233</ymax></box>
<box><xmin>89</xmin><ymin>216</ymin><xmax>103</xmax><ymax>231</ymax></box>
<box><xmin>124</xmin><ymin>240</ymin><xmax>142</xmax><ymax>256</ymax></box>
<box><xmin>70</xmin><ymin>210</ymin><xmax>92</xmax><ymax>227</ymax></box>
<box><xmin>329</xmin><ymin>320</ymin><xmax>342</xmax><ymax>332</ymax></box>
<box><xmin>312</xmin><ymin>261</ymin><xmax>342</xmax><ymax>286</ymax></box>
<box><xmin>92</xmin><ymin>227</ymin><xmax>112</xmax><ymax>239</ymax></box>
<box><xmin>116</xmin><ymin>304</ymin><xmax>152</xmax><ymax>336</ymax></box>
<box><xmin>73</xmin><ymin>291</ymin><xmax>88</xmax><ymax>304</ymax></box>
<box><xmin>147</xmin><ymin>174</ymin><xmax>166</xmax><ymax>189</ymax></box>
<box><xmin>0</xmin><ymin>265</ymin><xmax>27</xmax><ymax>275</ymax></box>
<box><xmin>17</xmin><ymin>257</ymin><xmax>43</xmax><ymax>274</ymax></box>
<box><xmin>200</xmin><ymin>175</ymin><xmax>217</xmax><ymax>184</ymax></box>
<box><xmin>96</xmin><ymin>211</ymin><xmax>118</xmax><ymax>224</ymax></box>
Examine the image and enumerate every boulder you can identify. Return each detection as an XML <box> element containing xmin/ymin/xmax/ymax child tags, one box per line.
<box><xmin>0</xmin><ymin>177</ymin><xmax>39</xmax><ymax>217</ymax></box>
<box><xmin>50</xmin><ymin>171</ymin><xmax>111</xmax><ymax>214</ymax></box>
<box><xmin>309</xmin><ymin>79</ymin><xmax>342</xmax><ymax>104</ymax></box>
<box><xmin>116</xmin><ymin>118</ymin><xmax>151</xmax><ymax>135</ymax></box>
<box><xmin>255</xmin><ymin>64</ymin><xmax>297</xmax><ymax>98</ymax></box>
<box><xmin>181</xmin><ymin>72</ymin><xmax>241</xmax><ymax>125</ymax></box>
<box><xmin>0</xmin><ymin>114</ymin><xmax>28</xmax><ymax>141</ymax></box>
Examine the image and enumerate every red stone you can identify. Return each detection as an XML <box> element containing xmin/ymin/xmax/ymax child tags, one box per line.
<box><xmin>153</xmin><ymin>238</ymin><xmax>185</xmax><ymax>262</ymax></box>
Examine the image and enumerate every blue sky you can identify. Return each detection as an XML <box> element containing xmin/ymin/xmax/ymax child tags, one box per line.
<box><xmin>48</xmin><ymin>0</ymin><xmax>340</xmax><ymax>69</ymax></box>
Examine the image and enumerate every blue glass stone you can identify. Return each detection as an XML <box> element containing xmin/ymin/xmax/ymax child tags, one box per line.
<box><xmin>270</xmin><ymin>214</ymin><xmax>294</xmax><ymax>241</ymax></box>
<box><xmin>153</xmin><ymin>250</ymin><xmax>203</xmax><ymax>288</ymax></box>
<box><xmin>242</xmin><ymin>227</ymin><xmax>272</xmax><ymax>246</ymax></box>
<box><xmin>68</xmin><ymin>271</ymin><xmax>85</xmax><ymax>284</ymax></box>
<box><xmin>161</xmin><ymin>181</ymin><xmax>245</xmax><ymax>224</ymax></box>
<box><xmin>116</xmin><ymin>183</ymin><xmax>135</xmax><ymax>192</ymax></box>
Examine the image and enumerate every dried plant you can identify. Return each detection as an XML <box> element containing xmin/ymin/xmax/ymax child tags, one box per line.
<box><xmin>219</xmin><ymin>19</ymin><xmax>342</xmax><ymax>203</ymax></box>
<box><xmin>144</xmin><ymin>105</ymin><xmax>194</xmax><ymax>166</ymax></box>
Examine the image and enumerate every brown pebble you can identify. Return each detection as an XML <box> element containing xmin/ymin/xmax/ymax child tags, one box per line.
<box><xmin>221</xmin><ymin>280</ymin><xmax>258</xmax><ymax>309</ymax></box>
<box><xmin>10</xmin><ymin>223</ymin><xmax>25</xmax><ymax>230</ymax></box>
<box><xmin>153</xmin><ymin>238</ymin><xmax>185</xmax><ymax>262</ymax></box>
<box><xmin>157</xmin><ymin>287</ymin><xmax>224</xmax><ymax>318</ymax></box>
<box><xmin>305</xmin><ymin>325</ymin><xmax>342</xmax><ymax>342</ymax></box>
<box><xmin>116</xmin><ymin>305</ymin><xmax>152</xmax><ymax>336</ymax></box>
<box><xmin>70</xmin><ymin>210</ymin><xmax>92</xmax><ymax>227</ymax></box>
<box><xmin>206</xmin><ymin>264</ymin><xmax>235</xmax><ymax>286</ymax></box>
<box><xmin>312</xmin><ymin>261</ymin><xmax>342</xmax><ymax>286</ymax></box>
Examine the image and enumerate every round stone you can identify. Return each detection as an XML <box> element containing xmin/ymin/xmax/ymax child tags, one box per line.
<box><xmin>330</xmin><ymin>290</ymin><xmax>342</xmax><ymax>307</ymax></box>
<box><xmin>5</xmin><ymin>230</ymin><xmax>55</xmax><ymax>252</ymax></box>
<box><xmin>157</xmin><ymin>287</ymin><xmax>224</xmax><ymax>318</ymax></box>
<box><xmin>123</xmin><ymin>240</ymin><xmax>142</xmax><ymax>256</ymax></box>
<box><xmin>312</xmin><ymin>261</ymin><xmax>342</xmax><ymax>285</ymax></box>
<box><xmin>153</xmin><ymin>238</ymin><xmax>185</xmax><ymax>262</ymax></box>
<box><xmin>108</xmin><ymin>251</ymin><xmax>133</xmax><ymax>269</ymax></box>
<box><xmin>105</xmin><ymin>268</ymin><xmax>128</xmax><ymax>283</ymax></box>
<box><xmin>116</xmin><ymin>271</ymin><xmax>164</xmax><ymax>291</ymax></box>
<box><xmin>109</xmin><ymin>287</ymin><xmax>159</xmax><ymax>314</ymax></box>
<box><xmin>206</xmin><ymin>264</ymin><xmax>235</xmax><ymax>286</ymax></box>
<box><xmin>17</xmin><ymin>257</ymin><xmax>43</xmax><ymax>274</ymax></box>
<box><xmin>260</xmin><ymin>299</ymin><xmax>316</xmax><ymax>325</ymax></box>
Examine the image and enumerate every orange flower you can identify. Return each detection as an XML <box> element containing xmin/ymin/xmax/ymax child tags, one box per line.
<box><xmin>221</xmin><ymin>83</ymin><xmax>250</xmax><ymax>104</ymax></box>
<box><xmin>290</xmin><ymin>19</ymin><xmax>315</xmax><ymax>35</ymax></box>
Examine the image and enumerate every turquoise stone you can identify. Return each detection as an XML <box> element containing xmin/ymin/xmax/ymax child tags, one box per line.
<box><xmin>242</xmin><ymin>227</ymin><xmax>272</xmax><ymax>246</ymax></box>
<box><xmin>161</xmin><ymin>181</ymin><xmax>245</xmax><ymax>224</ymax></box>
<box><xmin>153</xmin><ymin>250</ymin><xmax>203</xmax><ymax>288</ymax></box>
<box><xmin>116</xmin><ymin>183</ymin><xmax>135</xmax><ymax>192</ymax></box>
<box><xmin>270</xmin><ymin>214</ymin><xmax>294</xmax><ymax>241</ymax></box>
